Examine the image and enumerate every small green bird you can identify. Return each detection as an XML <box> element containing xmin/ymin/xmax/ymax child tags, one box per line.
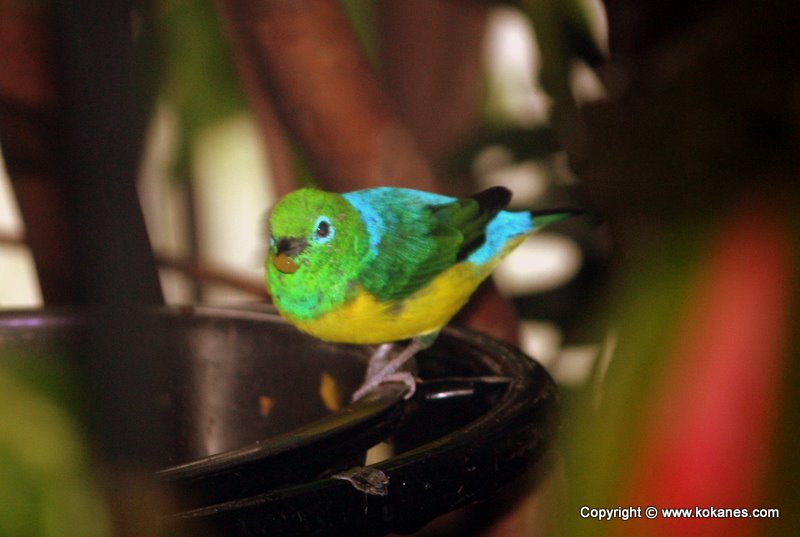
<box><xmin>265</xmin><ymin>186</ymin><xmax>577</xmax><ymax>400</ymax></box>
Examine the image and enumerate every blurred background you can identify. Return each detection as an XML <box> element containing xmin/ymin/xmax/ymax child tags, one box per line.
<box><xmin>1</xmin><ymin>0</ymin><xmax>798</xmax><ymax>536</ymax></box>
<box><xmin>0</xmin><ymin>1</ymin><xmax>605</xmax><ymax>385</ymax></box>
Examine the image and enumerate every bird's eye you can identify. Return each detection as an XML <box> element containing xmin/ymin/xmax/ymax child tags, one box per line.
<box><xmin>312</xmin><ymin>216</ymin><xmax>334</xmax><ymax>244</ymax></box>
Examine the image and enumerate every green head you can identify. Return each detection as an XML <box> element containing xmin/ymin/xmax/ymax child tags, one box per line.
<box><xmin>266</xmin><ymin>188</ymin><xmax>370</xmax><ymax>320</ymax></box>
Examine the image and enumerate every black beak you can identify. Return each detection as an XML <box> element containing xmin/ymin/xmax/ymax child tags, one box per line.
<box><xmin>276</xmin><ymin>237</ymin><xmax>307</xmax><ymax>257</ymax></box>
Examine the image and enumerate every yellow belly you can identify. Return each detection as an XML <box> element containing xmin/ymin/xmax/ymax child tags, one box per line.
<box><xmin>290</xmin><ymin>262</ymin><xmax>490</xmax><ymax>344</ymax></box>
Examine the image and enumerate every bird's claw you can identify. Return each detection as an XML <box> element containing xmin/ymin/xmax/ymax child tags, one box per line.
<box><xmin>351</xmin><ymin>372</ymin><xmax>417</xmax><ymax>402</ymax></box>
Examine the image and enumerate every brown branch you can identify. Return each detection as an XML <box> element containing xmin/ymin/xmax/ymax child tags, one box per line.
<box><xmin>215</xmin><ymin>0</ymin><xmax>437</xmax><ymax>192</ymax></box>
<box><xmin>377</xmin><ymin>0</ymin><xmax>487</xmax><ymax>172</ymax></box>
<box><xmin>0</xmin><ymin>1</ymin><xmax>58</xmax><ymax>109</ymax></box>
<box><xmin>0</xmin><ymin>0</ymin><xmax>81</xmax><ymax>303</ymax></box>
<box><xmin>0</xmin><ymin>229</ymin><xmax>24</xmax><ymax>246</ymax></box>
<box><xmin>0</xmin><ymin>227</ymin><xmax>267</xmax><ymax>298</ymax></box>
<box><xmin>154</xmin><ymin>253</ymin><xmax>269</xmax><ymax>299</ymax></box>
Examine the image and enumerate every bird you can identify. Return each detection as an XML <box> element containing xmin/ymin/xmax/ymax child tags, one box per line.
<box><xmin>265</xmin><ymin>186</ymin><xmax>578</xmax><ymax>401</ymax></box>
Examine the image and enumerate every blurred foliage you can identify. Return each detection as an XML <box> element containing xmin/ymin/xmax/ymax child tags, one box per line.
<box><xmin>0</xmin><ymin>350</ymin><xmax>110</xmax><ymax>537</ymax></box>
<box><xmin>446</xmin><ymin>0</ymin><xmax>604</xmax><ymax>183</ymax></box>
<box><xmin>554</xmin><ymin>0</ymin><xmax>800</xmax><ymax>533</ymax></box>
<box><xmin>559</xmin><ymin>220</ymin><xmax>713</xmax><ymax>528</ymax></box>
<box><xmin>506</xmin><ymin>0</ymin><xmax>604</xmax><ymax>129</ymax></box>
<box><xmin>446</xmin><ymin>125</ymin><xmax>560</xmax><ymax>178</ymax></box>
<box><xmin>558</xmin><ymin>208</ymin><xmax>800</xmax><ymax>535</ymax></box>
<box><xmin>141</xmin><ymin>0</ymin><xmax>248</xmax><ymax>179</ymax></box>
<box><xmin>139</xmin><ymin>0</ymin><xmax>603</xmax><ymax>190</ymax></box>
<box><xmin>137</xmin><ymin>0</ymin><xmax>379</xmax><ymax>186</ymax></box>
<box><xmin>518</xmin><ymin>0</ymin><xmax>606</xmax><ymax>67</ymax></box>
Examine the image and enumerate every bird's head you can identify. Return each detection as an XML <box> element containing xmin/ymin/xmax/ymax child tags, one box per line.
<box><xmin>266</xmin><ymin>188</ymin><xmax>368</xmax><ymax>291</ymax></box>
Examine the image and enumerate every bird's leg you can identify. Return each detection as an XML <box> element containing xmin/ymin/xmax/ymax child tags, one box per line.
<box><xmin>352</xmin><ymin>333</ymin><xmax>438</xmax><ymax>402</ymax></box>
<box><xmin>365</xmin><ymin>342</ymin><xmax>394</xmax><ymax>379</ymax></box>
<box><xmin>352</xmin><ymin>340</ymin><xmax>422</xmax><ymax>402</ymax></box>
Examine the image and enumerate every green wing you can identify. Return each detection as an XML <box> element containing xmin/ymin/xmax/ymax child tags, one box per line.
<box><xmin>357</xmin><ymin>187</ymin><xmax>511</xmax><ymax>302</ymax></box>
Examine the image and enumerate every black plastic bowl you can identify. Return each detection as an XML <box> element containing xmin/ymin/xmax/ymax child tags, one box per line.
<box><xmin>0</xmin><ymin>305</ymin><xmax>559</xmax><ymax>536</ymax></box>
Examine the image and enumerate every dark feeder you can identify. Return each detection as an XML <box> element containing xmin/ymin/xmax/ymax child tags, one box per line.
<box><xmin>0</xmin><ymin>305</ymin><xmax>559</xmax><ymax>536</ymax></box>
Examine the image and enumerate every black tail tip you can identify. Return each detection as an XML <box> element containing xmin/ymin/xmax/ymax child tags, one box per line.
<box><xmin>470</xmin><ymin>186</ymin><xmax>512</xmax><ymax>212</ymax></box>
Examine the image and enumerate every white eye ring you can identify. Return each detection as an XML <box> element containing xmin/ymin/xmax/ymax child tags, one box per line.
<box><xmin>312</xmin><ymin>216</ymin><xmax>334</xmax><ymax>244</ymax></box>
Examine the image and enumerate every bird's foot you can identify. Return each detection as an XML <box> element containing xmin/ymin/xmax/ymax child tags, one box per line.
<box><xmin>352</xmin><ymin>338</ymin><xmax>429</xmax><ymax>402</ymax></box>
<box><xmin>351</xmin><ymin>371</ymin><xmax>416</xmax><ymax>402</ymax></box>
